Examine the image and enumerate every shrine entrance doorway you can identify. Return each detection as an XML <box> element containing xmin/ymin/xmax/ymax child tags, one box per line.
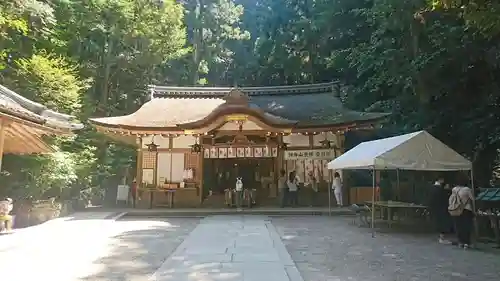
<box><xmin>202</xmin><ymin>157</ymin><xmax>276</xmax><ymax>201</ymax></box>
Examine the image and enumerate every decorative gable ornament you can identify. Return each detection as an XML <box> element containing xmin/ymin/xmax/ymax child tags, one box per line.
<box><xmin>224</xmin><ymin>89</ymin><xmax>249</xmax><ymax>105</ymax></box>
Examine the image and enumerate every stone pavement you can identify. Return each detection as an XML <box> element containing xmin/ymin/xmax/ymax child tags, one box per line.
<box><xmin>2</xmin><ymin>213</ymin><xmax>500</xmax><ymax>281</ymax></box>
<box><xmin>0</xmin><ymin>211</ymin><xmax>122</xmax><ymax>252</ymax></box>
<box><xmin>151</xmin><ymin>215</ymin><xmax>303</xmax><ymax>281</ymax></box>
<box><xmin>272</xmin><ymin>216</ymin><xmax>500</xmax><ymax>281</ymax></box>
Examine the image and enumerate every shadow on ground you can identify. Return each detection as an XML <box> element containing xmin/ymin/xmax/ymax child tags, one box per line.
<box><xmin>80</xmin><ymin>218</ymin><xmax>199</xmax><ymax>281</ymax></box>
<box><xmin>272</xmin><ymin>216</ymin><xmax>500</xmax><ymax>281</ymax></box>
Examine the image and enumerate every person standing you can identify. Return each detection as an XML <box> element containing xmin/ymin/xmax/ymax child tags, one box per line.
<box><xmin>429</xmin><ymin>177</ymin><xmax>452</xmax><ymax>244</ymax></box>
<box><xmin>332</xmin><ymin>172</ymin><xmax>343</xmax><ymax>207</ymax></box>
<box><xmin>235</xmin><ymin>177</ymin><xmax>244</xmax><ymax>211</ymax></box>
<box><xmin>278</xmin><ymin>169</ymin><xmax>288</xmax><ymax>208</ymax></box>
<box><xmin>287</xmin><ymin>171</ymin><xmax>299</xmax><ymax>207</ymax></box>
<box><xmin>449</xmin><ymin>182</ymin><xmax>474</xmax><ymax>249</ymax></box>
<box><xmin>0</xmin><ymin>198</ymin><xmax>14</xmax><ymax>232</ymax></box>
<box><xmin>130</xmin><ymin>179</ymin><xmax>138</xmax><ymax>208</ymax></box>
<box><xmin>307</xmin><ymin>171</ymin><xmax>318</xmax><ymax>207</ymax></box>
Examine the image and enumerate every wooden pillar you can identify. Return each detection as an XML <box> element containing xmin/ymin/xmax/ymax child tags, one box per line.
<box><xmin>135</xmin><ymin>137</ymin><xmax>143</xmax><ymax>184</ymax></box>
<box><xmin>0</xmin><ymin>119</ymin><xmax>6</xmax><ymax>172</ymax></box>
<box><xmin>135</xmin><ymin>137</ymin><xmax>142</xmax><ymax>208</ymax></box>
<box><xmin>198</xmin><ymin>136</ymin><xmax>204</xmax><ymax>204</ymax></box>
<box><xmin>153</xmin><ymin>137</ymin><xmax>159</xmax><ymax>187</ymax></box>
<box><xmin>277</xmin><ymin>134</ymin><xmax>284</xmax><ymax>174</ymax></box>
<box><xmin>335</xmin><ymin>131</ymin><xmax>349</xmax><ymax>204</ymax></box>
<box><xmin>169</xmin><ymin>136</ymin><xmax>174</xmax><ymax>183</ymax></box>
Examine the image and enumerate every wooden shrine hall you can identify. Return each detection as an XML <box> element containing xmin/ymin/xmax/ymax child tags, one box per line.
<box><xmin>90</xmin><ymin>82</ymin><xmax>388</xmax><ymax>208</ymax></box>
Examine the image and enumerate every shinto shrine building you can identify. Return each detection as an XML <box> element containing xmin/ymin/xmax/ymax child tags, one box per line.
<box><xmin>89</xmin><ymin>82</ymin><xmax>388</xmax><ymax>207</ymax></box>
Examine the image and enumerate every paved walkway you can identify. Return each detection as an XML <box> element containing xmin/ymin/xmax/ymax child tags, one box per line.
<box><xmin>0</xmin><ymin>211</ymin><xmax>162</xmax><ymax>281</ymax></box>
<box><xmin>4</xmin><ymin>213</ymin><xmax>500</xmax><ymax>281</ymax></box>
<box><xmin>151</xmin><ymin>216</ymin><xmax>303</xmax><ymax>281</ymax></box>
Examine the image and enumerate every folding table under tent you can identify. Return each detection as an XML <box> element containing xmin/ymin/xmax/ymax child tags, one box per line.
<box><xmin>327</xmin><ymin>130</ymin><xmax>473</xmax><ymax>234</ymax></box>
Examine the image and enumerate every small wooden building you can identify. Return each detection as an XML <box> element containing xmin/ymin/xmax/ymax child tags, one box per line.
<box><xmin>0</xmin><ymin>84</ymin><xmax>83</xmax><ymax>169</ymax></box>
<box><xmin>90</xmin><ymin>82</ymin><xmax>388</xmax><ymax>207</ymax></box>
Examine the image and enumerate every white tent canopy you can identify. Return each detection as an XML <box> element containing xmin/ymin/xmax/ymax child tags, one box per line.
<box><xmin>327</xmin><ymin>130</ymin><xmax>472</xmax><ymax>171</ymax></box>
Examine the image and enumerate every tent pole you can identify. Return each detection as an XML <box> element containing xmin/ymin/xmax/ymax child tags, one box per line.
<box><xmin>470</xmin><ymin>168</ymin><xmax>479</xmax><ymax>246</ymax></box>
<box><xmin>328</xmin><ymin>170</ymin><xmax>332</xmax><ymax>216</ymax></box>
<box><xmin>371</xmin><ymin>168</ymin><xmax>376</xmax><ymax>237</ymax></box>
<box><xmin>396</xmin><ymin>169</ymin><xmax>400</xmax><ymax>200</ymax></box>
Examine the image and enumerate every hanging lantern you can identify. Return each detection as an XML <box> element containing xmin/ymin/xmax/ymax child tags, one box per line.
<box><xmin>147</xmin><ymin>136</ymin><xmax>159</xmax><ymax>152</ymax></box>
<box><xmin>279</xmin><ymin>142</ymin><xmax>289</xmax><ymax>150</ymax></box>
<box><xmin>320</xmin><ymin>137</ymin><xmax>339</xmax><ymax>151</ymax></box>
<box><xmin>320</xmin><ymin>138</ymin><xmax>332</xmax><ymax>148</ymax></box>
<box><xmin>191</xmin><ymin>139</ymin><xmax>202</xmax><ymax>153</ymax></box>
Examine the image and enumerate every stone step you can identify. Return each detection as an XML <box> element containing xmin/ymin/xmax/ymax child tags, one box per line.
<box><xmin>122</xmin><ymin>207</ymin><xmax>353</xmax><ymax>218</ymax></box>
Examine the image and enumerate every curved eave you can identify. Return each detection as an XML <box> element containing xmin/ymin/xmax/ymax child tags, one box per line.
<box><xmin>0</xmin><ymin>111</ymin><xmax>75</xmax><ymax>136</ymax></box>
<box><xmin>0</xmin><ymin>84</ymin><xmax>83</xmax><ymax>133</ymax></box>
<box><xmin>294</xmin><ymin>112</ymin><xmax>390</xmax><ymax>129</ymax></box>
<box><xmin>90</xmin><ymin>113</ymin><xmax>389</xmax><ymax>135</ymax></box>
<box><xmin>0</xmin><ymin>115</ymin><xmax>58</xmax><ymax>155</ymax></box>
<box><xmin>178</xmin><ymin>107</ymin><xmax>298</xmax><ymax>129</ymax></box>
<box><xmin>0</xmin><ymin>105</ymin><xmax>82</xmax><ymax>135</ymax></box>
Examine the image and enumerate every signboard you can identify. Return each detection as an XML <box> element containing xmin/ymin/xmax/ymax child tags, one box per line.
<box><xmin>116</xmin><ymin>185</ymin><xmax>130</xmax><ymax>203</ymax></box>
<box><xmin>284</xmin><ymin>149</ymin><xmax>337</xmax><ymax>160</ymax></box>
<box><xmin>203</xmin><ymin>146</ymin><xmax>278</xmax><ymax>158</ymax></box>
<box><xmin>225</xmin><ymin>114</ymin><xmax>248</xmax><ymax>121</ymax></box>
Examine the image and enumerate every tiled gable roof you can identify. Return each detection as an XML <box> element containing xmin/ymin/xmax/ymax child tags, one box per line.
<box><xmin>0</xmin><ymin>84</ymin><xmax>83</xmax><ymax>131</ymax></box>
<box><xmin>90</xmin><ymin>82</ymin><xmax>389</xmax><ymax>130</ymax></box>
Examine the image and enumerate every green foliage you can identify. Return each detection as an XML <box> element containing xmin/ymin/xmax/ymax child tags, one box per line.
<box><xmin>0</xmin><ymin>0</ymin><xmax>187</xmax><ymax>200</ymax></box>
<box><xmin>184</xmin><ymin>0</ymin><xmax>250</xmax><ymax>85</ymax></box>
<box><xmin>15</xmin><ymin>54</ymin><xmax>88</xmax><ymax>113</ymax></box>
<box><xmin>2</xmin><ymin>0</ymin><xmax>500</xmax><ymax>198</ymax></box>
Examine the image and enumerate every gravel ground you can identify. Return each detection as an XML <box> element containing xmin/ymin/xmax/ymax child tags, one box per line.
<box><xmin>271</xmin><ymin>216</ymin><xmax>500</xmax><ymax>281</ymax></box>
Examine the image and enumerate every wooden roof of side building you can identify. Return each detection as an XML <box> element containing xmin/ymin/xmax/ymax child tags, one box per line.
<box><xmin>0</xmin><ymin>84</ymin><xmax>83</xmax><ymax>154</ymax></box>
<box><xmin>90</xmin><ymin>82</ymin><xmax>389</xmax><ymax>133</ymax></box>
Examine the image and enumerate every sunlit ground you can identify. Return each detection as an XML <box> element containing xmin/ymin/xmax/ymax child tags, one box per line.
<box><xmin>0</xmin><ymin>216</ymin><xmax>199</xmax><ymax>281</ymax></box>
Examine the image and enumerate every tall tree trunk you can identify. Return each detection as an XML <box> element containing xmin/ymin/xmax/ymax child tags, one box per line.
<box><xmin>304</xmin><ymin>0</ymin><xmax>315</xmax><ymax>83</ymax></box>
<box><xmin>96</xmin><ymin>33</ymin><xmax>114</xmax><ymax>189</ymax></box>
<box><xmin>99</xmin><ymin>34</ymin><xmax>113</xmax><ymax>115</ymax></box>
<box><xmin>410</xmin><ymin>19</ymin><xmax>429</xmax><ymax>104</ymax></box>
<box><xmin>190</xmin><ymin>0</ymin><xmax>204</xmax><ymax>85</ymax></box>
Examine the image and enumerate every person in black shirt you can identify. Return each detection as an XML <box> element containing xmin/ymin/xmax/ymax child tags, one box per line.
<box><xmin>429</xmin><ymin>177</ymin><xmax>453</xmax><ymax>244</ymax></box>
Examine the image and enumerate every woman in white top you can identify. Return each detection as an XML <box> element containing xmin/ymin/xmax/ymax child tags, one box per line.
<box><xmin>332</xmin><ymin>172</ymin><xmax>343</xmax><ymax>207</ymax></box>
<box><xmin>0</xmin><ymin>198</ymin><xmax>13</xmax><ymax>232</ymax></box>
<box><xmin>449</xmin><ymin>184</ymin><xmax>474</xmax><ymax>248</ymax></box>
<box><xmin>287</xmin><ymin>171</ymin><xmax>299</xmax><ymax>206</ymax></box>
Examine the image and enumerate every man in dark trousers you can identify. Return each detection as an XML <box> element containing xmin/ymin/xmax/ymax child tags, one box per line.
<box><xmin>429</xmin><ymin>177</ymin><xmax>453</xmax><ymax>244</ymax></box>
<box><xmin>278</xmin><ymin>169</ymin><xmax>288</xmax><ymax>207</ymax></box>
<box><xmin>130</xmin><ymin>180</ymin><xmax>138</xmax><ymax>208</ymax></box>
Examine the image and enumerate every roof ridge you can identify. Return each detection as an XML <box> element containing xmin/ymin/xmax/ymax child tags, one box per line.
<box><xmin>150</xmin><ymin>81</ymin><xmax>340</xmax><ymax>98</ymax></box>
<box><xmin>0</xmin><ymin>84</ymin><xmax>84</xmax><ymax>130</ymax></box>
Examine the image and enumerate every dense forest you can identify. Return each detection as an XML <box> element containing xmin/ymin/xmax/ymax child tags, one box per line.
<box><xmin>1</xmin><ymin>0</ymin><xmax>500</xmax><ymax>199</ymax></box>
